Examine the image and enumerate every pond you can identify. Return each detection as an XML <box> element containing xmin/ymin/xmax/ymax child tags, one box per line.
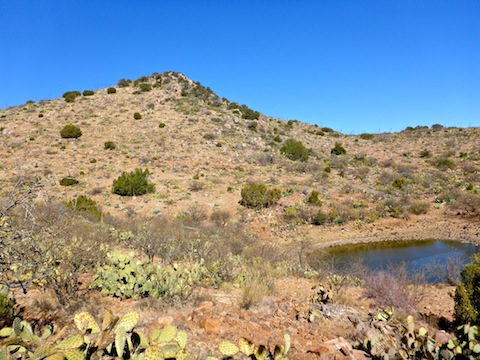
<box><xmin>325</xmin><ymin>240</ymin><xmax>478</xmax><ymax>283</ymax></box>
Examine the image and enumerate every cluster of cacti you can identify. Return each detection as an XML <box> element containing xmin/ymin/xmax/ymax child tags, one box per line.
<box><xmin>92</xmin><ymin>251</ymin><xmax>204</xmax><ymax>304</ymax></box>
<box><xmin>356</xmin><ymin>308</ymin><xmax>480</xmax><ymax>359</ymax></box>
<box><xmin>218</xmin><ymin>334</ymin><xmax>291</xmax><ymax>359</ymax></box>
<box><xmin>310</xmin><ymin>284</ymin><xmax>333</xmax><ymax>304</ymax></box>
<box><xmin>0</xmin><ymin>310</ymin><xmax>198</xmax><ymax>360</ymax></box>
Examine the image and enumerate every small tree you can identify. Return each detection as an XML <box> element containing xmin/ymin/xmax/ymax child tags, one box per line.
<box><xmin>60</xmin><ymin>124</ymin><xmax>82</xmax><ymax>139</ymax></box>
<box><xmin>134</xmin><ymin>112</ymin><xmax>142</xmax><ymax>120</ymax></box>
<box><xmin>107</xmin><ymin>87</ymin><xmax>117</xmax><ymax>94</ymax></box>
<box><xmin>112</xmin><ymin>168</ymin><xmax>155</xmax><ymax>196</ymax></box>
<box><xmin>280</xmin><ymin>139</ymin><xmax>309</xmax><ymax>162</ymax></box>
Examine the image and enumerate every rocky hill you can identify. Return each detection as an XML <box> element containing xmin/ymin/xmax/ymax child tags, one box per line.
<box><xmin>1</xmin><ymin>71</ymin><xmax>479</xmax><ymax>245</ymax></box>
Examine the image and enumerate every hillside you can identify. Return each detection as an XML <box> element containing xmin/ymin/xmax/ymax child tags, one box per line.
<box><xmin>1</xmin><ymin>71</ymin><xmax>480</xmax><ymax>359</ymax></box>
<box><xmin>1</xmin><ymin>71</ymin><xmax>479</xmax><ymax>244</ymax></box>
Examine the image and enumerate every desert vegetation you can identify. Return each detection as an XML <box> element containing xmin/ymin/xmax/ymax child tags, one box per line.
<box><xmin>1</xmin><ymin>71</ymin><xmax>479</xmax><ymax>358</ymax></box>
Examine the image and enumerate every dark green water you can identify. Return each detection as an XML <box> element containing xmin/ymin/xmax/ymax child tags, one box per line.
<box><xmin>326</xmin><ymin>240</ymin><xmax>478</xmax><ymax>283</ymax></box>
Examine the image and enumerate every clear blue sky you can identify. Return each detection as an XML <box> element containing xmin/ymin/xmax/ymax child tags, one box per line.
<box><xmin>1</xmin><ymin>1</ymin><xmax>479</xmax><ymax>134</ymax></box>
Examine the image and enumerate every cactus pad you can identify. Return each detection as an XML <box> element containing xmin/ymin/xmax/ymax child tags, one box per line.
<box><xmin>74</xmin><ymin>312</ymin><xmax>100</xmax><ymax>334</ymax></box>
<box><xmin>64</xmin><ymin>349</ymin><xmax>85</xmax><ymax>360</ymax></box>
<box><xmin>116</xmin><ymin>311</ymin><xmax>140</xmax><ymax>333</ymax></box>
<box><xmin>219</xmin><ymin>341</ymin><xmax>239</xmax><ymax>356</ymax></box>
<box><xmin>58</xmin><ymin>335</ymin><xmax>84</xmax><ymax>350</ymax></box>
<box><xmin>176</xmin><ymin>330</ymin><xmax>188</xmax><ymax>349</ymax></box>
<box><xmin>238</xmin><ymin>337</ymin><xmax>255</xmax><ymax>356</ymax></box>
<box><xmin>157</xmin><ymin>325</ymin><xmax>176</xmax><ymax>344</ymax></box>
<box><xmin>145</xmin><ymin>346</ymin><xmax>163</xmax><ymax>360</ymax></box>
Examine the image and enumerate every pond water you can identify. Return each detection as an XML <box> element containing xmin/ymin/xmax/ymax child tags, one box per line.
<box><xmin>325</xmin><ymin>240</ymin><xmax>478</xmax><ymax>283</ymax></box>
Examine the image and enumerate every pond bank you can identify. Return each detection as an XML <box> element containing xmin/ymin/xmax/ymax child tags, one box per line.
<box><xmin>307</xmin><ymin>214</ymin><xmax>480</xmax><ymax>248</ymax></box>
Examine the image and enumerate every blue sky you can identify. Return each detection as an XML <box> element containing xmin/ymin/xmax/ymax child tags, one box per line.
<box><xmin>1</xmin><ymin>1</ymin><xmax>479</xmax><ymax>134</ymax></box>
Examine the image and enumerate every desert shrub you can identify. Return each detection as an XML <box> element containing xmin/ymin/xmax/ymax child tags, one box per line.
<box><xmin>379</xmin><ymin>198</ymin><xmax>405</xmax><ymax>218</ymax></box>
<box><xmin>211</xmin><ymin>209</ymin><xmax>231</xmax><ymax>226</ymax></box>
<box><xmin>431</xmin><ymin>123</ymin><xmax>444</xmax><ymax>131</ymax></box>
<box><xmin>307</xmin><ymin>190</ymin><xmax>322</xmax><ymax>206</ymax></box>
<box><xmin>67</xmin><ymin>195</ymin><xmax>101</xmax><ymax>220</ymax></box>
<box><xmin>273</xmin><ymin>135</ymin><xmax>281</xmax><ymax>142</ymax></box>
<box><xmin>82</xmin><ymin>90</ymin><xmax>94</xmax><ymax>96</ymax></box>
<box><xmin>331</xmin><ymin>142</ymin><xmax>346</xmax><ymax>155</ymax></box>
<box><xmin>433</xmin><ymin>157</ymin><xmax>456</xmax><ymax>170</ymax></box>
<box><xmin>311</xmin><ymin>210</ymin><xmax>329</xmax><ymax>225</ymax></box>
<box><xmin>239</xmin><ymin>183</ymin><xmax>281</xmax><ymax>209</ymax></box>
<box><xmin>454</xmin><ymin>253</ymin><xmax>480</xmax><ymax>325</ymax></box>
<box><xmin>117</xmin><ymin>78</ymin><xmax>132</xmax><ymax>87</ymax></box>
<box><xmin>409</xmin><ymin>201</ymin><xmax>430</xmax><ymax>215</ymax></box>
<box><xmin>60</xmin><ymin>124</ymin><xmax>82</xmax><ymax>139</ymax></box>
<box><xmin>59</xmin><ymin>176</ymin><xmax>79</xmax><ymax>186</ymax></box>
<box><xmin>112</xmin><ymin>168</ymin><xmax>155</xmax><ymax>196</ymax></box>
<box><xmin>0</xmin><ymin>202</ymin><xmax>108</xmax><ymax>305</ymax></box>
<box><xmin>247</xmin><ymin>121</ymin><xmax>258</xmax><ymax>131</ymax></box>
<box><xmin>419</xmin><ymin>149</ymin><xmax>431</xmax><ymax>158</ymax></box>
<box><xmin>107</xmin><ymin>87</ymin><xmax>116</xmax><ymax>94</ymax></box>
<box><xmin>391</xmin><ymin>177</ymin><xmax>407</xmax><ymax>189</ymax></box>
<box><xmin>359</xmin><ymin>133</ymin><xmax>374</xmax><ymax>140</ymax></box>
<box><xmin>280</xmin><ymin>139</ymin><xmax>309</xmax><ymax>162</ymax></box>
<box><xmin>133</xmin><ymin>112</ymin><xmax>142</xmax><ymax>120</ymax></box>
<box><xmin>159</xmin><ymin>122</ymin><xmax>166</xmax><ymax>128</ymax></box>
<box><xmin>139</xmin><ymin>83</ymin><xmax>152</xmax><ymax>92</ymax></box>
<box><xmin>104</xmin><ymin>141</ymin><xmax>116</xmax><ymax>150</ymax></box>
<box><xmin>364</xmin><ymin>267</ymin><xmax>425</xmax><ymax>315</ymax></box>
<box><xmin>63</xmin><ymin>91</ymin><xmax>81</xmax><ymax>103</ymax></box>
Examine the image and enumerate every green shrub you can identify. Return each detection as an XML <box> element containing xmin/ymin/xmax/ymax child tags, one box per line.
<box><xmin>62</xmin><ymin>91</ymin><xmax>81</xmax><ymax>103</ymax></box>
<box><xmin>239</xmin><ymin>183</ymin><xmax>281</xmax><ymax>209</ymax></box>
<box><xmin>158</xmin><ymin>122</ymin><xmax>166</xmax><ymax>128</ymax></box>
<box><xmin>419</xmin><ymin>149</ymin><xmax>431</xmax><ymax>158</ymax></box>
<box><xmin>104</xmin><ymin>141</ymin><xmax>116</xmax><ymax>150</ymax></box>
<box><xmin>107</xmin><ymin>87</ymin><xmax>116</xmax><ymax>94</ymax></box>
<box><xmin>60</xmin><ymin>124</ymin><xmax>82</xmax><ymax>139</ymax></box>
<box><xmin>139</xmin><ymin>83</ymin><xmax>152</xmax><ymax>92</ymax></box>
<box><xmin>247</xmin><ymin>121</ymin><xmax>258</xmax><ymax>131</ymax></box>
<box><xmin>307</xmin><ymin>191</ymin><xmax>322</xmax><ymax>206</ymax></box>
<box><xmin>67</xmin><ymin>195</ymin><xmax>101</xmax><ymax>220</ymax></box>
<box><xmin>312</xmin><ymin>210</ymin><xmax>329</xmax><ymax>225</ymax></box>
<box><xmin>331</xmin><ymin>142</ymin><xmax>346</xmax><ymax>155</ymax></box>
<box><xmin>280</xmin><ymin>139</ymin><xmax>309</xmax><ymax>162</ymax></box>
<box><xmin>433</xmin><ymin>157</ymin><xmax>456</xmax><ymax>170</ymax></box>
<box><xmin>117</xmin><ymin>78</ymin><xmax>132</xmax><ymax>87</ymax></box>
<box><xmin>133</xmin><ymin>112</ymin><xmax>142</xmax><ymax>120</ymax></box>
<box><xmin>455</xmin><ymin>253</ymin><xmax>480</xmax><ymax>325</ymax></box>
<box><xmin>391</xmin><ymin>177</ymin><xmax>406</xmax><ymax>189</ymax></box>
<box><xmin>82</xmin><ymin>90</ymin><xmax>95</xmax><ymax>96</ymax></box>
<box><xmin>59</xmin><ymin>176</ymin><xmax>79</xmax><ymax>186</ymax></box>
<box><xmin>409</xmin><ymin>201</ymin><xmax>430</xmax><ymax>215</ymax></box>
<box><xmin>112</xmin><ymin>168</ymin><xmax>155</xmax><ymax>196</ymax></box>
<box><xmin>359</xmin><ymin>133</ymin><xmax>374</xmax><ymax>140</ymax></box>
